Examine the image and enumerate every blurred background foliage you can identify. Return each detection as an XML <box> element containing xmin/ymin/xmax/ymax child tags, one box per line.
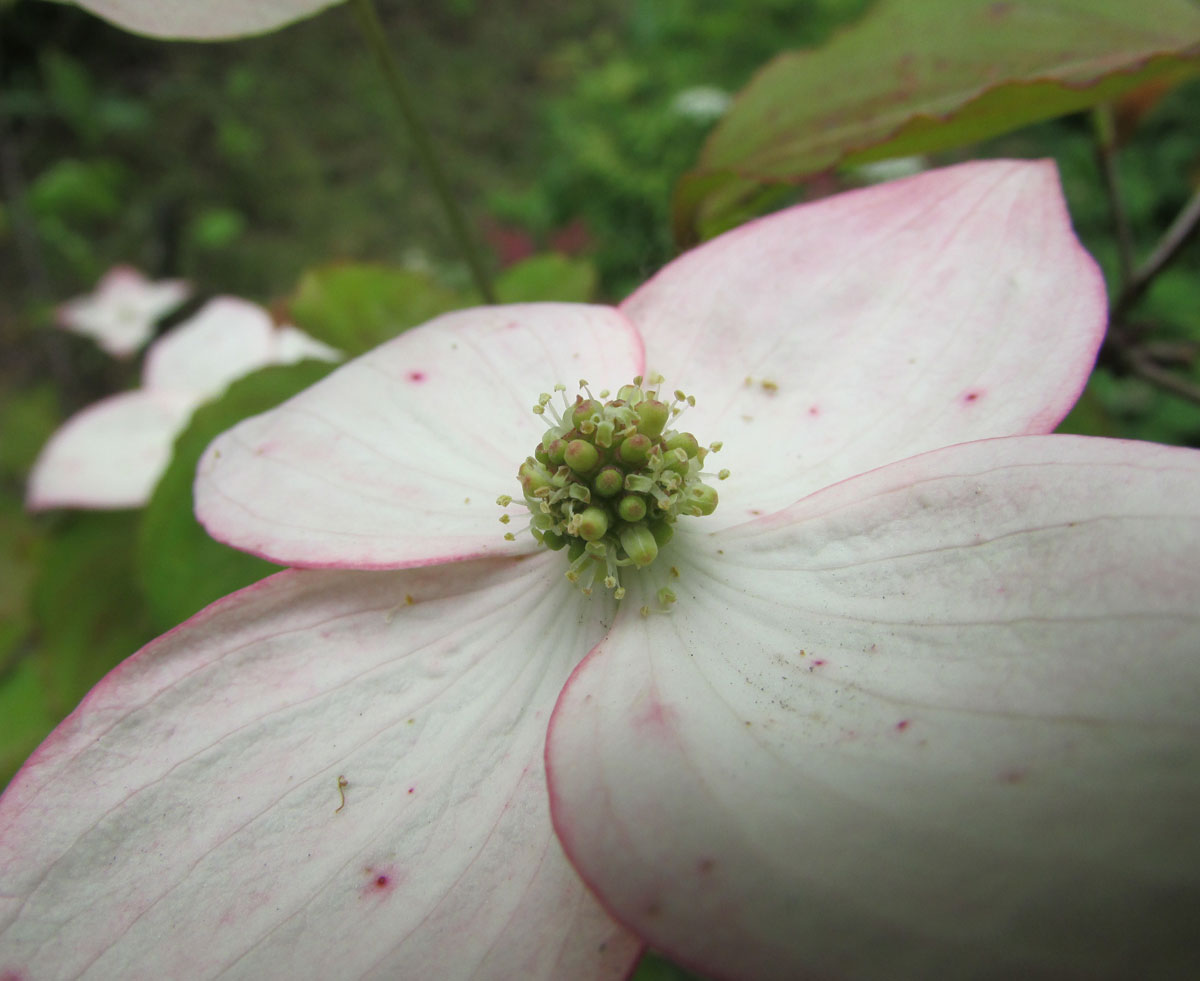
<box><xmin>1</xmin><ymin>5</ymin><xmax>1199</xmax><ymax>975</ymax></box>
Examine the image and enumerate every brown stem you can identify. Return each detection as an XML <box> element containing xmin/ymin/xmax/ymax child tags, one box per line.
<box><xmin>1126</xmin><ymin>348</ymin><xmax>1200</xmax><ymax>406</ymax></box>
<box><xmin>1113</xmin><ymin>185</ymin><xmax>1200</xmax><ymax>322</ymax></box>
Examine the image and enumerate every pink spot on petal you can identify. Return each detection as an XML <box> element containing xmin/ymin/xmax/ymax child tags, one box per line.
<box><xmin>361</xmin><ymin>865</ymin><xmax>402</xmax><ymax>900</ymax></box>
<box><xmin>808</xmin><ymin>405</ymin><xmax>820</xmax><ymax>416</ymax></box>
<box><xmin>697</xmin><ymin>858</ymin><xmax>716</xmax><ymax>875</ymax></box>
<box><xmin>896</xmin><ymin>719</ymin><xmax>911</xmax><ymax>732</ymax></box>
<box><xmin>407</xmin><ymin>787</ymin><xmax>415</xmax><ymax>794</ymax></box>
<box><xmin>1</xmin><ymin>970</ymin><xmax>26</xmax><ymax>981</ymax></box>
<box><xmin>962</xmin><ymin>389</ymin><xmax>984</xmax><ymax>403</ymax></box>
<box><xmin>407</xmin><ymin>370</ymin><xmax>426</xmax><ymax>383</ymax></box>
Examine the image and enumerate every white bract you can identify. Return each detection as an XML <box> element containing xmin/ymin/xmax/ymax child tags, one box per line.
<box><xmin>55</xmin><ymin>265</ymin><xmax>190</xmax><ymax>358</ymax></box>
<box><xmin>3</xmin><ymin>161</ymin><xmax>1198</xmax><ymax>980</ymax></box>
<box><xmin>53</xmin><ymin>0</ymin><xmax>343</xmax><ymax>40</ymax></box>
<box><xmin>28</xmin><ymin>297</ymin><xmax>338</xmax><ymax>510</ymax></box>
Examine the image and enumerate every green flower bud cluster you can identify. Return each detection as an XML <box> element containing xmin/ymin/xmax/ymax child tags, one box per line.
<box><xmin>502</xmin><ymin>376</ymin><xmax>725</xmax><ymax>599</ymax></box>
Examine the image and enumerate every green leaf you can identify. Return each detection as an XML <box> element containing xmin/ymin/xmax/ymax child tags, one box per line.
<box><xmin>289</xmin><ymin>263</ymin><xmax>464</xmax><ymax>356</ymax></box>
<box><xmin>28</xmin><ymin>158</ymin><xmax>127</xmax><ymax>223</ymax></box>
<box><xmin>0</xmin><ymin>491</ymin><xmax>46</xmax><ymax>792</ymax></box>
<box><xmin>188</xmin><ymin>206</ymin><xmax>248</xmax><ymax>251</ymax></box>
<box><xmin>672</xmin><ymin>172</ymin><xmax>797</xmax><ymax>249</ymax></box>
<box><xmin>40</xmin><ymin>49</ymin><xmax>99</xmax><ymax>146</ymax></box>
<box><xmin>0</xmin><ymin>661</ymin><xmax>55</xmax><ymax>792</ymax></box>
<box><xmin>0</xmin><ymin>494</ymin><xmax>37</xmax><ymax>669</ymax></box>
<box><xmin>1055</xmin><ymin>384</ymin><xmax>1119</xmax><ymax>438</ymax></box>
<box><xmin>32</xmin><ymin>511</ymin><xmax>157</xmax><ymax>720</ymax></box>
<box><xmin>629</xmin><ymin>951</ymin><xmax>707</xmax><ymax>981</ymax></box>
<box><xmin>137</xmin><ymin>359</ymin><xmax>337</xmax><ymax>631</ymax></box>
<box><xmin>494</xmin><ymin>254</ymin><xmax>598</xmax><ymax>303</ymax></box>
<box><xmin>676</xmin><ymin>0</ymin><xmax>1200</xmax><ymax>242</ymax></box>
<box><xmin>0</xmin><ymin>384</ymin><xmax>60</xmax><ymax>482</ymax></box>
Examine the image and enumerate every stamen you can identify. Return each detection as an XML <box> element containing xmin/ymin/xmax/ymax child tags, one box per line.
<box><xmin>503</xmin><ymin>375</ymin><xmax>727</xmax><ymax>603</ymax></box>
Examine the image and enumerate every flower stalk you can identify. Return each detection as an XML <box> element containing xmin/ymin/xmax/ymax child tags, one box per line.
<box><xmin>349</xmin><ymin>0</ymin><xmax>496</xmax><ymax>303</ymax></box>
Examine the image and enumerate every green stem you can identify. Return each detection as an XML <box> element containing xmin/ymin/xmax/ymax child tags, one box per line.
<box><xmin>349</xmin><ymin>0</ymin><xmax>495</xmax><ymax>303</ymax></box>
<box><xmin>1091</xmin><ymin>104</ymin><xmax>1134</xmax><ymax>288</ymax></box>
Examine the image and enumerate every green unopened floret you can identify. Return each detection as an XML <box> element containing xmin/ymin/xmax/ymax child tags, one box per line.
<box><xmin>499</xmin><ymin>375</ymin><xmax>727</xmax><ymax>599</ymax></box>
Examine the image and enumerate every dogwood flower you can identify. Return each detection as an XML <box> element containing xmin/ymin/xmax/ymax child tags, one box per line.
<box><xmin>29</xmin><ymin>297</ymin><xmax>338</xmax><ymax>510</ymax></box>
<box><xmin>2</xmin><ymin>161</ymin><xmax>1198</xmax><ymax>980</ymax></box>
<box><xmin>55</xmin><ymin>265</ymin><xmax>191</xmax><ymax>358</ymax></box>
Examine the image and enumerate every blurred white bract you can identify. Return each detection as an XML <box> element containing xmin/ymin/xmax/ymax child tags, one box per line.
<box><xmin>55</xmin><ymin>265</ymin><xmax>191</xmax><ymax>358</ymax></box>
<box><xmin>53</xmin><ymin>0</ymin><xmax>343</xmax><ymax>40</ymax></box>
<box><xmin>30</xmin><ymin>297</ymin><xmax>339</xmax><ymax>510</ymax></box>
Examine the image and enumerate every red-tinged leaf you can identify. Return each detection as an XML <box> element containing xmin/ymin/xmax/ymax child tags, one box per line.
<box><xmin>676</xmin><ymin>0</ymin><xmax>1200</xmax><ymax>243</ymax></box>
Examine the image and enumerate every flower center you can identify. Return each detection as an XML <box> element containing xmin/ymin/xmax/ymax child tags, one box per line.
<box><xmin>498</xmin><ymin>375</ymin><xmax>727</xmax><ymax>600</ymax></box>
